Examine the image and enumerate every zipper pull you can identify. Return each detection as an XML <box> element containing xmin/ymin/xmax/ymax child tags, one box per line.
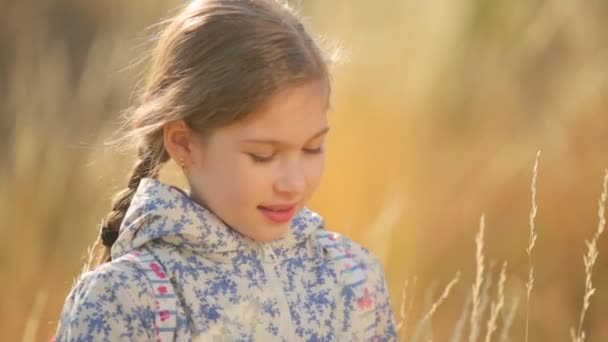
<box><xmin>260</xmin><ymin>243</ymin><xmax>277</xmax><ymax>263</ymax></box>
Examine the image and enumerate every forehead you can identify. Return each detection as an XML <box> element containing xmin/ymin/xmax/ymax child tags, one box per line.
<box><xmin>226</xmin><ymin>81</ymin><xmax>330</xmax><ymax>140</ymax></box>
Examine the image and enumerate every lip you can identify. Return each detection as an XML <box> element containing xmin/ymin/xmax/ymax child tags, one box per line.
<box><xmin>259</xmin><ymin>203</ymin><xmax>297</xmax><ymax>210</ymax></box>
<box><xmin>258</xmin><ymin>205</ymin><xmax>296</xmax><ymax>223</ymax></box>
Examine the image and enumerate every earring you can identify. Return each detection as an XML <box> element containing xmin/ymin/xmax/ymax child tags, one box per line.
<box><xmin>179</xmin><ymin>157</ymin><xmax>185</xmax><ymax>169</ymax></box>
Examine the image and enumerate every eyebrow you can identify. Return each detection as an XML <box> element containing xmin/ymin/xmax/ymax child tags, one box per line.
<box><xmin>241</xmin><ymin>126</ymin><xmax>330</xmax><ymax>147</ymax></box>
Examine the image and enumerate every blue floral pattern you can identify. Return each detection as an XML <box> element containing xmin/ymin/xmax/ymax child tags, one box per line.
<box><xmin>55</xmin><ymin>177</ymin><xmax>397</xmax><ymax>341</ymax></box>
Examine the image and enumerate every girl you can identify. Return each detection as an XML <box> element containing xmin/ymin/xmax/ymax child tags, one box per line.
<box><xmin>55</xmin><ymin>0</ymin><xmax>397</xmax><ymax>340</ymax></box>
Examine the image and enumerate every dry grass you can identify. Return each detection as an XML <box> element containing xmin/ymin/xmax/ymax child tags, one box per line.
<box><xmin>450</xmin><ymin>292</ymin><xmax>471</xmax><ymax>342</ymax></box>
<box><xmin>570</xmin><ymin>170</ymin><xmax>608</xmax><ymax>342</ymax></box>
<box><xmin>469</xmin><ymin>215</ymin><xmax>486</xmax><ymax>342</ymax></box>
<box><xmin>396</xmin><ymin>277</ymin><xmax>417</xmax><ymax>339</ymax></box>
<box><xmin>21</xmin><ymin>288</ymin><xmax>48</xmax><ymax>342</ymax></box>
<box><xmin>484</xmin><ymin>261</ymin><xmax>507</xmax><ymax>342</ymax></box>
<box><xmin>3</xmin><ymin>0</ymin><xmax>608</xmax><ymax>340</ymax></box>
<box><xmin>396</xmin><ymin>158</ymin><xmax>607</xmax><ymax>342</ymax></box>
<box><xmin>525</xmin><ymin>150</ymin><xmax>541</xmax><ymax>342</ymax></box>
<box><xmin>498</xmin><ymin>297</ymin><xmax>519</xmax><ymax>342</ymax></box>
<box><xmin>411</xmin><ymin>272</ymin><xmax>461</xmax><ymax>342</ymax></box>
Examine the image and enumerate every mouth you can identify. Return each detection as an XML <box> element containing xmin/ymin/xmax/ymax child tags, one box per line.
<box><xmin>258</xmin><ymin>204</ymin><xmax>296</xmax><ymax>211</ymax></box>
<box><xmin>258</xmin><ymin>204</ymin><xmax>297</xmax><ymax>223</ymax></box>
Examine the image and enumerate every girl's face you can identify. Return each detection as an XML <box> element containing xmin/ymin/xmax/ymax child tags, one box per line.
<box><xmin>184</xmin><ymin>81</ymin><xmax>329</xmax><ymax>242</ymax></box>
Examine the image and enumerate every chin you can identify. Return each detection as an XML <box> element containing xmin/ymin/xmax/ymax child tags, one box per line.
<box><xmin>253</xmin><ymin>228</ymin><xmax>290</xmax><ymax>243</ymax></box>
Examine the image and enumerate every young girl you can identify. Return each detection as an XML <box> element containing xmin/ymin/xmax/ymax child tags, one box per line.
<box><xmin>55</xmin><ymin>0</ymin><xmax>397</xmax><ymax>340</ymax></box>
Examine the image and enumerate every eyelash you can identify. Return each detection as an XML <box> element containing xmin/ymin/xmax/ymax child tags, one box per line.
<box><xmin>249</xmin><ymin>147</ymin><xmax>324</xmax><ymax>163</ymax></box>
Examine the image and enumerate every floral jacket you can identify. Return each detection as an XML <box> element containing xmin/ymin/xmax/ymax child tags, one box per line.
<box><xmin>55</xmin><ymin>177</ymin><xmax>397</xmax><ymax>341</ymax></box>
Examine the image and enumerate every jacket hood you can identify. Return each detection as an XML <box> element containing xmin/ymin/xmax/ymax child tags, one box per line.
<box><xmin>110</xmin><ymin>177</ymin><xmax>325</xmax><ymax>260</ymax></box>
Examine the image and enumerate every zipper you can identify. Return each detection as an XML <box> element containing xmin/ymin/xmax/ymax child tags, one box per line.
<box><xmin>259</xmin><ymin>243</ymin><xmax>298</xmax><ymax>340</ymax></box>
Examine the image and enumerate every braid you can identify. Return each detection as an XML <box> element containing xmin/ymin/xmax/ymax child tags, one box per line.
<box><xmin>91</xmin><ymin>144</ymin><xmax>169</xmax><ymax>266</ymax></box>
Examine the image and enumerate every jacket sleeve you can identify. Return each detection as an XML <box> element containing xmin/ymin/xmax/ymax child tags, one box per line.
<box><xmin>336</xmin><ymin>234</ymin><xmax>398</xmax><ymax>341</ymax></box>
<box><xmin>370</xmin><ymin>258</ymin><xmax>398</xmax><ymax>341</ymax></box>
<box><xmin>54</xmin><ymin>262</ymin><xmax>155</xmax><ymax>342</ymax></box>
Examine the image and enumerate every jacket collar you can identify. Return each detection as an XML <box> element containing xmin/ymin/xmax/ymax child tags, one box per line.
<box><xmin>111</xmin><ymin>177</ymin><xmax>324</xmax><ymax>260</ymax></box>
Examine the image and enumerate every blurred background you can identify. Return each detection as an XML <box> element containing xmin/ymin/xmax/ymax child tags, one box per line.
<box><xmin>1</xmin><ymin>0</ymin><xmax>608</xmax><ymax>341</ymax></box>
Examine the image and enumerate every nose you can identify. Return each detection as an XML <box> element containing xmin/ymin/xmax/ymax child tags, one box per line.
<box><xmin>275</xmin><ymin>158</ymin><xmax>306</xmax><ymax>197</ymax></box>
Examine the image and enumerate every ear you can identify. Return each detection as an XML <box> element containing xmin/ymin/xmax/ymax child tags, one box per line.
<box><xmin>163</xmin><ymin>119</ymin><xmax>197</xmax><ymax>168</ymax></box>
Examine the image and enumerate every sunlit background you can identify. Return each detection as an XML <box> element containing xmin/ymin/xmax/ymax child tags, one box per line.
<box><xmin>2</xmin><ymin>0</ymin><xmax>608</xmax><ymax>341</ymax></box>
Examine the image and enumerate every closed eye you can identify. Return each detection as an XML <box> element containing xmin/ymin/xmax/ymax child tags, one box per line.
<box><xmin>247</xmin><ymin>147</ymin><xmax>324</xmax><ymax>163</ymax></box>
<box><xmin>303</xmin><ymin>147</ymin><xmax>324</xmax><ymax>154</ymax></box>
<box><xmin>248</xmin><ymin>153</ymin><xmax>274</xmax><ymax>163</ymax></box>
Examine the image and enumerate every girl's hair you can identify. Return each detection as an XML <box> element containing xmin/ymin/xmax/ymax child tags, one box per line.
<box><xmin>86</xmin><ymin>0</ymin><xmax>339</xmax><ymax>268</ymax></box>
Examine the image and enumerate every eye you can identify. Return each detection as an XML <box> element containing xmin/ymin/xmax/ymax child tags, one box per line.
<box><xmin>303</xmin><ymin>147</ymin><xmax>324</xmax><ymax>154</ymax></box>
<box><xmin>247</xmin><ymin>153</ymin><xmax>274</xmax><ymax>163</ymax></box>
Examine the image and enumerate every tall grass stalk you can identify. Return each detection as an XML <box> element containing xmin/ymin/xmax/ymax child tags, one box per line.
<box><xmin>411</xmin><ymin>272</ymin><xmax>461</xmax><ymax>342</ymax></box>
<box><xmin>397</xmin><ymin>277</ymin><xmax>417</xmax><ymax>340</ymax></box>
<box><xmin>21</xmin><ymin>288</ymin><xmax>48</xmax><ymax>342</ymax></box>
<box><xmin>450</xmin><ymin>293</ymin><xmax>471</xmax><ymax>342</ymax></box>
<box><xmin>478</xmin><ymin>261</ymin><xmax>496</xmax><ymax>329</ymax></box>
<box><xmin>498</xmin><ymin>297</ymin><xmax>519</xmax><ymax>342</ymax></box>
<box><xmin>570</xmin><ymin>169</ymin><xmax>608</xmax><ymax>342</ymax></box>
<box><xmin>525</xmin><ymin>150</ymin><xmax>540</xmax><ymax>342</ymax></box>
<box><xmin>484</xmin><ymin>261</ymin><xmax>507</xmax><ymax>342</ymax></box>
<box><xmin>469</xmin><ymin>215</ymin><xmax>486</xmax><ymax>342</ymax></box>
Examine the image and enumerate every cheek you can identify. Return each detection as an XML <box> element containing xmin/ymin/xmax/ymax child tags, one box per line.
<box><xmin>222</xmin><ymin>160</ymin><xmax>272</xmax><ymax>204</ymax></box>
<box><xmin>306</xmin><ymin>156</ymin><xmax>326</xmax><ymax>187</ymax></box>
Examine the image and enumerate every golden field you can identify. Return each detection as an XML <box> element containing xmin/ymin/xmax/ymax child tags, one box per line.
<box><xmin>1</xmin><ymin>0</ymin><xmax>607</xmax><ymax>341</ymax></box>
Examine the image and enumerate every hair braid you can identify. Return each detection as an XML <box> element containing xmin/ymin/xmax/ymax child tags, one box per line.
<box><xmin>91</xmin><ymin>145</ymin><xmax>169</xmax><ymax>266</ymax></box>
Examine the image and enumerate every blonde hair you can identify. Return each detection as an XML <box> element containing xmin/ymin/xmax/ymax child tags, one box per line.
<box><xmin>90</xmin><ymin>0</ymin><xmax>337</xmax><ymax>266</ymax></box>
